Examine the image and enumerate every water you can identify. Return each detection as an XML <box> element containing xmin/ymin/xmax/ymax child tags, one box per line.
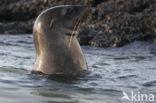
<box><xmin>0</xmin><ymin>34</ymin><xmax>156</xmax><ymax>103</ymax></box>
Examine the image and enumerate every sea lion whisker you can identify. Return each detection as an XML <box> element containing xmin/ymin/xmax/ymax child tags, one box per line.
<box><xmin>68</xmin><ymin>19</ymin><xmax>81</xmax><ymax>48</ymax></box>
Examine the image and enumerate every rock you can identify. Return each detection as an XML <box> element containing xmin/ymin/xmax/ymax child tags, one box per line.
<box><xmin>0</xmin><ymin>0</ymin><xmax>94</xmax><ymax>22</ymax></box>
<box><xmin>0</xmin><ymin>0</ymin><xmax>155</xmax><ymax>47</ymax></box>
<box><xmin>78</xmin><ymin>27</ymin><xmax>97</xmax><ymax>45</ymax></box>
<box><xmin>0</xmin><ymin>21</ymin><xmax>33</xmax><ymax>34</ymax></box>
<box><xmin>0</xmin><ymin>0</ymin><xmax>94</xmax><ymax>34</ymax></box>
<box><xmin>87</xmin><ymin>0</ymin><xmax>156</xmax><ymax>47</ymax></box>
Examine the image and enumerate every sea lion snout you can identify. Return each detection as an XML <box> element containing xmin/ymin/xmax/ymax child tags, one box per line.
<box><xmin>62</xmin><ymin>6</ymin><xmax>91</xmax><ymax>37</ymax></box>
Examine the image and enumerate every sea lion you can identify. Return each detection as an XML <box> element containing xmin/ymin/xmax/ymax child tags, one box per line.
<box><xmin>33</xmin><ymin>5</ymin><xmax>90</xmax><ymax>75</ymax></box>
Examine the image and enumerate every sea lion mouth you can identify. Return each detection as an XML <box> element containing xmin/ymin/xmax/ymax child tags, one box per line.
<box><xmin>65</xmin><ymin>16</ymin><xmax>88</xmax><ymax>36</ymax></box>
<box><xmin>68</xmin><ymin>8</ymin><xmax>91</xmax><ymax>47</ymax></box>
<box><xmin>69</xmin><ymin>9</ymin><xmax>91</xmax><ymax>48</ymax></box>
<box><xmin>66</xmin><ymin>6</ymin><xmax>91</xmax><ymax>37</ymax></box>
<box><xmin>71</xmin><ymin>19</ymin><xmax>82</xmax><ymax>36</ymax></box>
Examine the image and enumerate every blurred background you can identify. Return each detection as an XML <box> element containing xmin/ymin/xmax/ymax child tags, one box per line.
<box><xmin>0</xmin><ymin>0</ymin><xmax>155</xmax><ymax>47</ymax></box>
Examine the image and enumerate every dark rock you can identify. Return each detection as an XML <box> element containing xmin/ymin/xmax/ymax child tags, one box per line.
<box><xmin>0</xmin><ymin>0</ymin><xmax>94</xmax><ymax>22</ymax></box>
<box><xmin>78</xmin><ymin>27</ymin><xmax>97</xmax><ymax>45</ymax></box>
<box><xmin>88</xmin><ymin>0</ymin><xmax>156</xmax><ymax>47</ymax></box>
<box><xmin>0</xmin><ymin>0</ymin><xmax>155</xmax><ymax>47</ymax></box>
<box><xmin>0</xmin><ymin>21</ymin><xmax>33</xmax><ymax>34</ymax></box>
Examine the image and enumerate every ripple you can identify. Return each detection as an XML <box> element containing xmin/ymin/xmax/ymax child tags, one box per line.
<box><xmin>76</xmin><ymin>87</ymin><xmax>95</xmax><ymax>92</ymax></box>
<box><xmin>14</xmin><ymin>56</ymin><xmax>31</xmax><ymax>59</ymax></box>
<box><xmin>149</xmin><ymin>68</ymin><xmax>156</xmax><ymax>70</ymax></box>
<box><xmin>113</xmin><ymin>57</ymin><xmax>130</xmax><ymax>60</ymax></box>
<box><xmin>31</xmin><ymin>91</ymin><xmax>71</xmax><ymax>99</ymax></box>
<box><xmin>0</xmin><ymin>41</ymin><xmax>20</xmax><ymax>46</ymax></box>
<box><xmin>123</xmin><ymin>69</ymin><xmax>134</xmax><ymax>71</ymax></box>
<box><xmin>0</xmin><ymin>79</ymin><xmax>17</xmax><ymax>84</ymax></box>
<box><xmin>99</xmin><ymin>88</ymin><xmax>121</xmax><ymax>96</ymax></box>
<box><xmin>117</xmin><ymin>74</ymin><xmax>138</xmax><ymax>79</ymax></box>
<box><xmin>0</xmin><ymin>52</ymin><xmax>8</xmax><ymax>56</ymax></box>
<box><xmin>16</xmin><ymin>40</ymin><xmax>33</xmax><ymax>44</ymax></box>
<box><xmin>41</xmin><ymin>100</ymin><xmax>76</xmax><ymax>103</ymax></box>
<box><xmin>0</xmin><ymin>87</ymin><xmax>20</xmax><ymax>91</ymax></box>
<box><xmin>142</xmin><ymin>81</ymin><xmax>156</xmax><ymax>87</ymax></box>
<box><xmin>116</xmin><ymin>85</ymin><xmax>138</xmax><ymax>89</ymax></box>
<box><xmin>0</xmin><ymin>66</ymin><xmax>27</xmax><ymax>74</ymax></box>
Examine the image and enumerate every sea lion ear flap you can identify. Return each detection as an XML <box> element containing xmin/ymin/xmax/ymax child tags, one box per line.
<box><xmin>49</xmin><ymin>18</ymin><xmax>55</xmax><ymax>29</ymax></box>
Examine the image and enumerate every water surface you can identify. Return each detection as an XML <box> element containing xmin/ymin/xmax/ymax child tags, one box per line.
<box><xmin>0</xmin><ymin>34</ymin><xmax>156</xmax><ymax>103</ymax></box>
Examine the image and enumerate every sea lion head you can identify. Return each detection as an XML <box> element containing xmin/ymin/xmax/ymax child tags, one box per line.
<box><xmin>33</xmin><ymin>5</ymin><xmax>90</xmax><ymax>37</ymax></box>
<box><xmin>33</xmin><ymin>5</ymin><xmax>90</xmax><ymax>75</ymax></box>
